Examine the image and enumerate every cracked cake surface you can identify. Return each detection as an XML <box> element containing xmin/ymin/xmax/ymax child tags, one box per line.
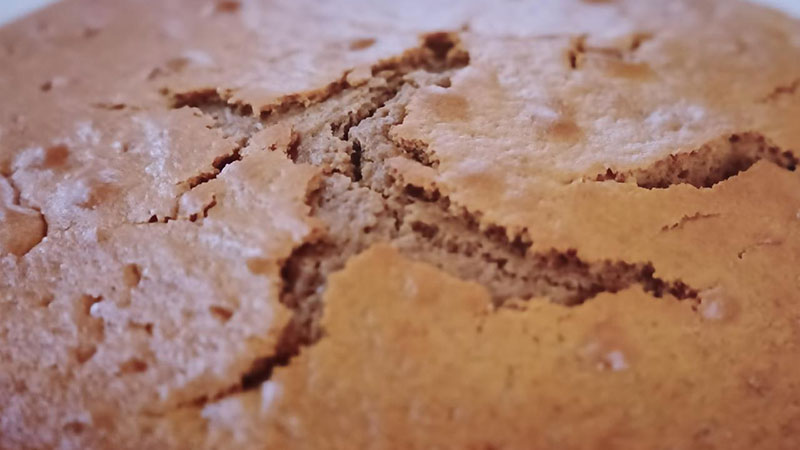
<box><xmin>1</xmin><ymin>0</ymin><xmax>800</xmax><ymax>449</ymax></box>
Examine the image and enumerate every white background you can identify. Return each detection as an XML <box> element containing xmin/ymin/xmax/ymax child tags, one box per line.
<box><xmin>0</xmin><ymin>0</ymin><xmax>60</xmax><ymax>25</ymax></box>
<box><xmin>0</xmin><ymin>0</ymin><xmax>799</xmax><ymax>25</ymax></box>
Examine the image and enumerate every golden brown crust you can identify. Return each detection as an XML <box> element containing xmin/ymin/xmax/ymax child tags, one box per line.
<box><xmin>1</xmin><ymin>0</ymin><xmax>800</xmax><ymax>448</ymax></box>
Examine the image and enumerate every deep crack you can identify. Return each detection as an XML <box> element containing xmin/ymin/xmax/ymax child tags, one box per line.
<box><xmin>350</xmin><ymin>140</ymin><xmax>363</xmax><ymax>182</ymax></box>
<box><xmin>168</xmin><ymin>32</ymin><xmax>702</xmax><ymax>403</ymax></box>
<box><xmin>595</xmin><ymin>132</ymin><xmax>798</xmax><ymax>189</ymax></box>
<box><xmin>184</xmin><ymin>148</ymin><xmax>243</xmax><ymax>190</ymax></box>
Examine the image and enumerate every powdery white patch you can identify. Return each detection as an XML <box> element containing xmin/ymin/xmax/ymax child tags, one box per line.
<box><xmin>181</xmin><ymin>49</ymin><xmax>216</xmax><ymax>67</ymax></box>
<box><xmin>52</xmin><ymin>177</ymin><xmax>93</xmax><ymax>209</ymax></box>
<box><xmin>582</xmin><ymin>340</ymin><xmax>630</xmax><ymax>372</ymax></box>
<box><xmin>522</xmin><ymin>102</ymin><xmax>561</xmax><ymax>124</ymax></box>
<box><xmin>699</xmin><ymin>286</ymin><xmax>737</xmax><ymax>322</ymax></box>
<box><xmin>12</xmin><ymin>146</ymin><xmax>45</xmax><ymax>171</ymax></box>
<box><xmin>403</xmin><ymin>277</ymin><xmax>418</xmax><ymax>299</ymax></box>
<box><xmin>685</xmin><ymin>105</ymin><xmax>708</xmax><ymax>122</ymax></box>
<box><xmin>95</xmin><ymin>168</ymin><xmax>119</xmax><ymax>184</ymax></box>
<box><xmin>644</xmin><ymin>103</ymin><xmax>708</xmax><ymax>133</ymax></box>
<box><xmin>202</xmin><ymin>396</ymin><xmax>249</xmax><ymax>429</ymax></box>
<box><xmin>111</xmin><ymin>141</ymin><xmax>125</xmax><ymax>152</ymax></box>
<box><xmin>701</xmin><ymin>300</ymin><xmax>724</xmax><ymax>321</ymax></box>
<box><xmin>0</xmin><ymin>253</ymin><xmax>17</xmax><ymax>275</ymax></box>
<box><xmin>260</xmin><ymin>381</ymin><xmax>281</xmax><ymax>414</ymax></box>
<box><xmin>75</xmin><ymin>121</ymin><xmax>101</xmax><ymax>146</ymax></box>
<box><xmin>644</xmin><ymin>108</ymin><xmax>681</xmax><ymax>133</ymax></box>
<box><xmin>605</xmin><ymin>350</ymin><xmax>629</xmax><ymax>372</ymax></box>
<box><xmin>194</xmin><ymin>224</ymin><xmax>277</xmax><ymax>259</ymax></box>
<box><xmin>450</xmin><ymin>155</ymin><xmax>491</xmax><ymax>176</ymax></box>
<box><xmin>134</xmin><ymin>117</ymin><xmax>170</xmax><ymax>178</ymax></box>
<box><xmin>201</xmin><ymin>390</ymin><xmax>283</xmax><ymax>443</ymax></box>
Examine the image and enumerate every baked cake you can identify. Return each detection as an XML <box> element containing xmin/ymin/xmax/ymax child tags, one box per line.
<box><xmin>1</xmin><ymin>0</ymin><xmax>800</xmax><ymax>448</ymax></box>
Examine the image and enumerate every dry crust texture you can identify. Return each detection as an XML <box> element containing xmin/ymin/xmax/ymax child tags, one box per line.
<box><xmin>1</xmin><ymin>0</ymin><xmax>800</xmax><ymax>449</ymax></box>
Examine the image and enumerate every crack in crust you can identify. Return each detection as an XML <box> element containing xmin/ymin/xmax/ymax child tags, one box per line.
<box><xmin>566</xmin><ymin>32</ymin><xmax>654</xmax><ymax>71</ymax></box>
<box><xmin>661</xmin><ymin>212</ymin><xmax>721</xmax><ymax>232</ymax></box>
<box><xmin>165</xmin><ymin>32</ymin><xmax>474</xmax><ymax>405</ymax></box>
<box><xmin>167</xmin><ymin>32</ymin><xmax>703</xmax><ymax>405</ymax></box>
<box><xmin>762</xmin><ymin>78</ymin><xmax>800</xmax><ymax>102</ymax></box>
<box><xmin>594</xmin><ymin>132</ymin><xmax>798</xmax><ymax>189</ymax></box>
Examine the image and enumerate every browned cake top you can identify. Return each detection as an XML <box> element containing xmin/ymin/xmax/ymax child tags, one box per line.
<box><xmin>1</xmin><ymin>0</ymin><xmax>800</xmax><ymax>449</ymax></box>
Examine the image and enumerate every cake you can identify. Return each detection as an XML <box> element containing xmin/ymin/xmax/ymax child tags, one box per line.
<box><xmin>1</xmin><ymin>0</ymin><xmax>800</xmax><ymax>448</ymax></box>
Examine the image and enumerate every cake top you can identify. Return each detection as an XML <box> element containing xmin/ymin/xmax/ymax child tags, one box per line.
<box><xmin>1</xmin><ymin>0</ymin><xmax>799</xmax><ymax>448</ymax></box>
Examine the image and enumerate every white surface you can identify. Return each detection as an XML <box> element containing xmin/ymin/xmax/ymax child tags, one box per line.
<box><xmin>0</xmin><ymin>0</ymin><xmax>798</xmax><ymax>26</ymax></box>
<box><xmin>754</xmin><ymin>0</ymin><xmax>800</xmax><ymax>16</ymax></box>
<box><xmin>0</xmin><ymin>0</ymin><xmax>60</xmax><ymax>25</ymax></box>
